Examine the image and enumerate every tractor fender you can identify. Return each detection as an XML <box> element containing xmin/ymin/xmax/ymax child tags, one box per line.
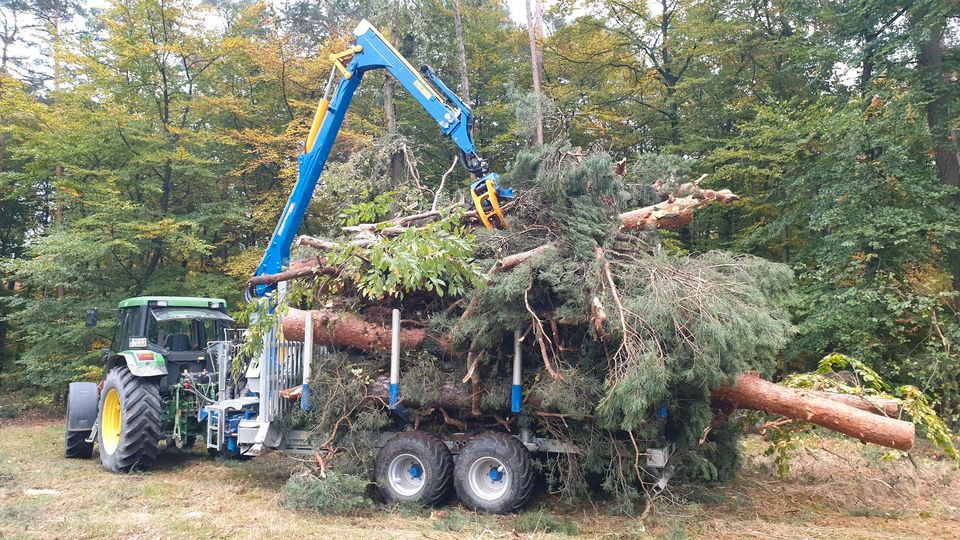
<box><xmin>66</xmin><ymin>382</ymin><xmax>99</xmax><ymax>432</ymax></box>
<box><xmin>109</xmin><ymin>350</ymin><xmax>168</xmax><ymax>378</ymax></box>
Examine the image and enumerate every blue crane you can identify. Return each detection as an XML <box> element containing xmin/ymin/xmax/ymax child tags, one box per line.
<box><xmin>251</xmin><ymin>20</ymin><xmax>513</xmax><ymax>298</ymax></box>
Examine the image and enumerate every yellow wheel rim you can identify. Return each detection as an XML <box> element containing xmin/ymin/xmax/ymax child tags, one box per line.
<box><xmin>101</xmin><ymin>388</ymin><xmax>122</xmax><ymax>455</ymax></box>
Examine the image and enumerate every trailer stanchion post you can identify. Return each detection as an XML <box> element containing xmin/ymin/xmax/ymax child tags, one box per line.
<box><xmin>389</xmin><ymin>308</ymin><xmax>401</xmax><ymax>409</ymax></box>
<box><xmin>512</xmin><ymin>328</ymin><xmax>522</xmax><ymax>413</ymax></box>
<box><xmin>301</xmin><ymin>311</ymin><xmax>313</xmax><ymax>411</ymax></box>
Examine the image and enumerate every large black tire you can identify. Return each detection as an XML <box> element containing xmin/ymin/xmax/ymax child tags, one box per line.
<box><xmin>65</xmin><ymin>430</ymin><xmax>93</xmax><ymax>459</ymax></box>
<box><xmin>64</xmin><ymin>382</ymin><xmax>97</xmax><ymax>459</ymax></box>
<box><xmin>375</xmin><ymin>432</ymin><xmax>454</xmax><ymax>506</ymax></box>
<box><xmin>453</xmin><ymin>432</ymin><xmax>534</xmax><ymax>514</ymax></box>
<box><xmin>97</xmin><ymin>366</ymin><xmax>162</xmax><ymax>473</ymax></box>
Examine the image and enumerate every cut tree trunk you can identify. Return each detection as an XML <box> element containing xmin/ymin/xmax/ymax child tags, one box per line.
<box><xmin>619</xmin><ymin>191</ymin><xmax>740</xmax><ymax>231</ymax></box>
<box><xmin>810</xmin><ymin>391</ymin><xmax>900</xmax><ymax>418</ymax></box>
<box><xmin>248</xmin><ymin>258</ymin><xmax>334</xmax><ymax>287</ymax></box>
<box><xmin>283</xmin><ymin>308</ymin><xmax>452</xmax><ymax>354</ymax></box>
<box><xmin>714</xmin><ymin>373</ymin><xmax>914</xmax><ymax>451</ymax></box>
<box><xmin>288</xmin><ymin>309</ymin><xmax>915</xmax><ymax>451</ymax></box>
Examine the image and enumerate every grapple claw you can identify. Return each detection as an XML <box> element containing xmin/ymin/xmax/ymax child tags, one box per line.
<box><xmin>470</xmin><ymin>174</ymin><xmax>512</xmax><ymax>230</ymax></box>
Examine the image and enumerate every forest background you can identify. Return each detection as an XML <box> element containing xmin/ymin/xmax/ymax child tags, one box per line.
<box><xmin>0</xmin><ymin>0</ymin><xmax>957</xmax><ymax>425</ymax></box>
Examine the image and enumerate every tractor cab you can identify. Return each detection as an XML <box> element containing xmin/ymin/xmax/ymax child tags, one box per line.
<box><xmin>69</xmin><ymin>296</ymin><xmax>236</xmax><ymax>471</ymax></box>
<box><xmin>92</xmin><ymin>296</ymin><xmax>234</xmax><ymax>393</ymax></box>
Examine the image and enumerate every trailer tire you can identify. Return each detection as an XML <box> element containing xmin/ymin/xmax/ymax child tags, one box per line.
<box><xmin>454</xmin><ymin>432</ymin><xmax>534</xmax><ymax>514</ymax></box>
<box><xmin>375</xmin><ymin>432</ymin><xmax>453</xmax><ymax>506</ymax></box>
<box><xmin>97</xmin><ymin>366</ymin><xmax>162</xmax><ymax>473</ymax></box>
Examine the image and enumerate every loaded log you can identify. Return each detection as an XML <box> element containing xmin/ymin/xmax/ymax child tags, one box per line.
<box><xmin>288</xmin><ymin>308</ymin><xmax>915</xmax><ymax>451</ymax></box>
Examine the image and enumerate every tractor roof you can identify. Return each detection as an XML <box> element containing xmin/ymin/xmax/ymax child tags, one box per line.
<box><xmin>118</xmin><ymin>296</ymin><xmax>227</xmax><ymax>309</ymax></box>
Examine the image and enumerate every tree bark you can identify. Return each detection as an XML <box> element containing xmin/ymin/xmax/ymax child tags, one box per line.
<box><xmin>918</xmin><ymin>21</ymin><xmax>960</xmax><ymax>306</ymax></box>
<box><xmin>286</xmin><ymin>309</ymin><xmax>914</xmax><ymax>450</ymax></box>
<box><xmin>524</xmin><ymin>0</ymin><xmax>544</xmax><ymax>146</ymax></box>
<box><xmin>283</xmin><ymin>307</ymin><xmax>451</xmax><ymax>354</ymax></box>
<box><xmin>54</xmin><ymin>164</ymin><xmax>65</xmax><ymax>299</ymax></box>
<box><xmin>247</xmin><ymin>258</ymin><xmax>334</xmax><ymax>287</ymax></box>
<box><xmin>619</xmin><ymin>192</ymin><xmax>739</xmax><ymax>231</ymax></box>
<box><xmin>714</xmin><ymin>373</ymin><xmax>914</xmax><ymax>451</ymax></box>
<box><xmin>384</xmin><ymin>73</ymin><xmax>405</xmax><ymax>181</ymax></box>
<box><xmin>451</xmin><ymin>0</ymin><xmax>471</xmax><ymax>103</ymax></box>
<box><xmin>810</xmin><ymin>390</ymin><xmax>900</xmax><ymax>417</ymax></box>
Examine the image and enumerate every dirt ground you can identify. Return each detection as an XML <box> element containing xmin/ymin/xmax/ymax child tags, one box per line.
<box><xmin>0</xmin><ymin>419</ymin><xmax>958</xmax><ymax>539</ymax></box>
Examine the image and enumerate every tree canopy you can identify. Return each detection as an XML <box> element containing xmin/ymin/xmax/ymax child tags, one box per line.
<box><xmin>0</xmin><ymin>0</ymin><xmax>957</xmax><ymax>427</ymax></box>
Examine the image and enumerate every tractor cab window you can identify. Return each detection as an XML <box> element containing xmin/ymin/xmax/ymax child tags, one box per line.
<box><xmin>147</xmin><ymin>308</ymin><xmax>233</xmax><ymax>352</ymax></box>
<box><xmin>112</xmin><ymin>309</ymin><xmax>134</xmax><ymax>351</ymax></box>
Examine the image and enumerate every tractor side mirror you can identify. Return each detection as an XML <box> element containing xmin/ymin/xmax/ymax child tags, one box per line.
<box><xmin>85</xmin><ymin>308</ymin><xmax>99</xmax><ymax>327</ymax></box>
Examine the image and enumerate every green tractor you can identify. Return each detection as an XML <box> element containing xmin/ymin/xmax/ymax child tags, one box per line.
<box><xmin>65</xmin><ymin>296</ymin><xmax>235</xmax><ymax>472</ymax></box>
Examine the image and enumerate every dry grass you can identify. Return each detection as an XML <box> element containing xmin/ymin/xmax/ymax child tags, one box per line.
<box><xmin>0</xmin><ymin>420</ymin><xmax>958</xmax><ymax>539</ymax></box>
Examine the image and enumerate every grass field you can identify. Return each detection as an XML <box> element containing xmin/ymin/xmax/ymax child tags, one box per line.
<box><xmin>0</xmin><ymin>417</ymin><xmax>958</xmax><ymax>539</ymax></box>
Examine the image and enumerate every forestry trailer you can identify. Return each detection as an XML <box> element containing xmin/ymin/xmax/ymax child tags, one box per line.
<box><xmin>64</xmin><ymin>20</ymin><xmax>672</xmax><ymax>513</ymax></box>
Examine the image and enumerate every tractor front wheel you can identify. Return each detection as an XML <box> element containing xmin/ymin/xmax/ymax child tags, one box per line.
<box><xmin>97</xmin><ymin>366</ymin><xmax>162</xmax><ymax>473</ymax></box>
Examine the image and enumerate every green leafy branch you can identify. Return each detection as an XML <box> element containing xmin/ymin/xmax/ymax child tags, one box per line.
<box><xmin>340</xmin><ymin>192</ymin><xmax>397</xmax><ymax>226</ymax></box>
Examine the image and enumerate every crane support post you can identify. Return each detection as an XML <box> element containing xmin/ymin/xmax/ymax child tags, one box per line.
<box><xmin>389</xmin><ymin>309</ymin><xmax>401</xmax><ymax>409</ymax></box>
<box><xmin>512</xmin><ymin>329</ymin><xmax>522</xmax><ymax>413</ymax></box>
<box><xmin>301</xmin><ymin>311</ymin><xmax>313</xmax><ymax>411</ymax></box>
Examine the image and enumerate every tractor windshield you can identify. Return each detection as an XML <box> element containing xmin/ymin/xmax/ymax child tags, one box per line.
<box><xmin>147</xmin><ymin>308</ymin><xmax>234</xmax><ymax>352</ymax></box>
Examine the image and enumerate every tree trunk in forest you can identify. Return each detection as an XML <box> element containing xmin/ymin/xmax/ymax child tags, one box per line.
<box><xmin>359</xmin><ymin>375</ymin><xmax>910</xmax><ymax>445</ymax></box>
<box><xmin>451</xmin><ymin>0</ymin><xmax>471</xmax><ymax>104</ymax></box>
<box><xmin>918</xmin><ymin>22</ymin><xmax>960</xmax><ymax>306</ymax></box>
<box><xmin>51</xmin><ymin>2</ymin><xmax>61</xmax><ymax>92</ymax></box>
<box><xmin>524</xmin><ymin>0</ymin><xmax>544</xmax><ymax>146</ymax></box>
<box><xmin>384</xmin><ymin>73</ymin><xmax>405</xmax><ymax>181</ymax></box>
<box><xmin>54</xmin><ymin>164</ymin><xmax>64</xmax><ymax>299</ymax></box>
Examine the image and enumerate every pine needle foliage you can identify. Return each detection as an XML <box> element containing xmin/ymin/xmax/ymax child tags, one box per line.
<box><xmin>288</xmin><ymin>142</ymin><xmax>794</xmax><ymax>510</ymax></box>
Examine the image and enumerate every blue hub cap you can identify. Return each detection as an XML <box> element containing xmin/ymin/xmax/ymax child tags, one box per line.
<box><xmin>409</xmin><ymin>463</ymin><xmax>423</xmax><ymax>479</ymax></box>
<box><xmin>488</xmin><ymin>466</ymin><xmax>504</xmax><ymax>482</ymax></box>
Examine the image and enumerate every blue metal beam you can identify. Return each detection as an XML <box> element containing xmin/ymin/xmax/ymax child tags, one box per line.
<box><xmin>252</xmin><ymin>19</ymin><xmax>502</xmax><ymax>298</ymax></box>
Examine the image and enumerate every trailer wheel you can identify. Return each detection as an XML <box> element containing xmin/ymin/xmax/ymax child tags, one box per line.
<box><xmin>97</xmin><ymin>366</ymin><xmax>162</xmax><ymax>473</ymax></box>
<box><xmin>454</xmin><ymin>432</ymin><xmax>534</xmax><ymax>514</ymax></box>
<box><xmin>375</xmin><ymin>432</ymin><xmax>453</xmax><ymax>505</ymax></box>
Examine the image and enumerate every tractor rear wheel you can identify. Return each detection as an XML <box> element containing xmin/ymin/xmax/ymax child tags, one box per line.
<box><xmin>97</xmin><ymin>366</ymin><xmax>162</xmax><ymax>473</ymax></box>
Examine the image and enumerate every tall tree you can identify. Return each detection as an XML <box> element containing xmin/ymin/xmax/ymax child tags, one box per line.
<box><xmin>524</xmin><ymin>0</ymin><xmax>544</xmax><ymax>145</ymax></box>
<box><xmin>451</xmin><ymin>0</ymin><xmax>470</xmax><ymax>103</ymax></box>
<box><xmin>917</xmin><ymin>16</ymin><xmax>960</xmax><ymax>304</ymax></box>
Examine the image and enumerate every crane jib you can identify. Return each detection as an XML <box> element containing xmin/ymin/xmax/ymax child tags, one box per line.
<box><xmin>250</xmin><ymin>19</ymin><xmax>512</xmax><ymax>299</ymax></box>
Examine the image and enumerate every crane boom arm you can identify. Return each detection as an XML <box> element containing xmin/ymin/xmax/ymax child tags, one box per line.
<box><xmin>251</xmin><ymin>20</ymin><xmax>510</xmax><ymax>298</ymax></box>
